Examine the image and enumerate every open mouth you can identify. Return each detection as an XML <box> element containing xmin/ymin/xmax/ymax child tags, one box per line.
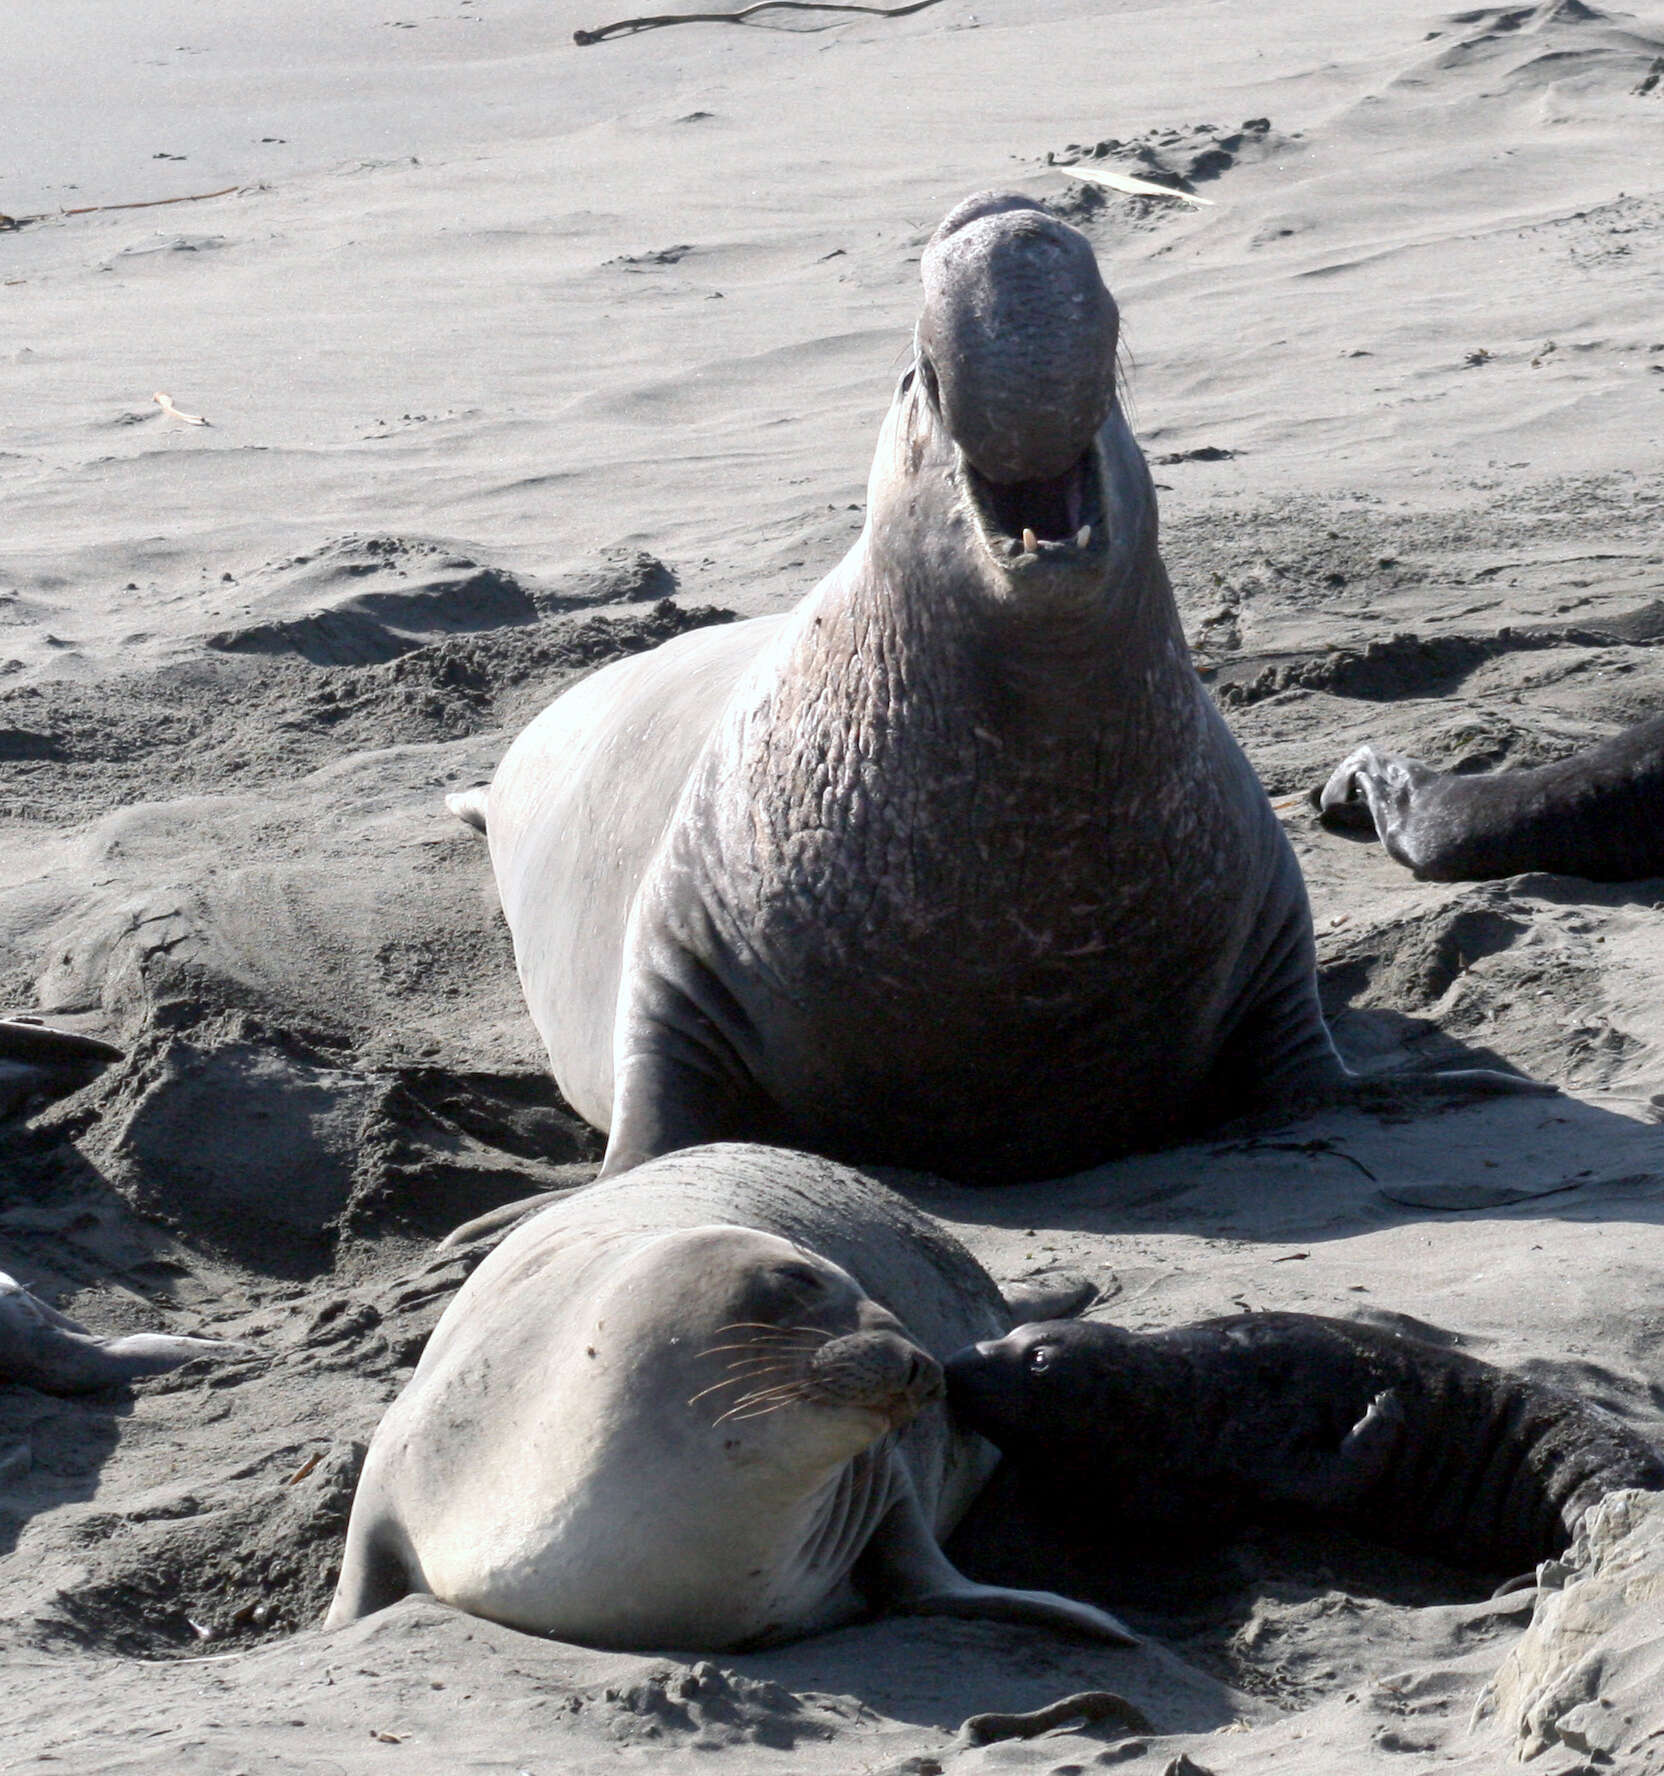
<box><xmin>960</xmin><ymin>440</ymin><xmax>1108</xmax><ymax>565</ymax></box>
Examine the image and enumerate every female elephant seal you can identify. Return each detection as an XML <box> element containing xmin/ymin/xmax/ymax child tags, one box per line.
<box><xmin>453</xmin><ymin>191</ymin><xmax>1525</xmax><ymax>1183</ymax></box>
<box><xmin>945</xmin><ymin>1312</ymin><xmax>1664</xmax><ymax>1575</ymax></box>
<box><xmin>325</xmin><ymin>1143</ymin><xmax>1133</xmax><ymax>1649</ymax></box>
<box><xmin>1318</xmin><ymin>716</ymin><xmax>1664</xmax><ymax>881</ymax></box>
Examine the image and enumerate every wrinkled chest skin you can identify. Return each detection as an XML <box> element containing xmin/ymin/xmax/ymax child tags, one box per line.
<box><xmin>626</xmin><ymin>395</ymin><xmax>1312</xmax><ymax>1181</ymax></box>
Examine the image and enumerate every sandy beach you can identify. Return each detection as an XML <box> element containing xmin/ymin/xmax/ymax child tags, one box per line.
<box><xmin>4</xmin><ymin>0</ymin><xmax>1664</xmax><ymax>1768</ymax></box>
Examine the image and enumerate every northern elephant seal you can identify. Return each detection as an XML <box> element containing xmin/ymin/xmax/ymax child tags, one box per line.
<box><xmin>1</xmin><ymin>1022</ymin><xmax>234</xmax><ymax>1391</ymax></box>
<box><xmin>945</xmin><ymin>1312</ymin><xmax>1664</xmax><ymax>1574</ymax></box>
<box><xmin>1318</xmin><ymin>717</ymin><xmax>1664</xmax><ymax>881</ymax></box>
<box><xmin>1</xmin><ymin>1016</ymin><xmax>121</xmax><ymax>1119</ymax></box>
<box><xmin>0</xmin><ymin>1270</ymin><xmax>234</xmax><ymax>1395</ymax></box>
<box><xmin>453</xmin><ymin>191</ymin><xmax>1528</xmax><ymax>1183</ymax></box>
<box><xmin>325</xmin><ymin>1143</ymin><xmax>1133</xmax><ymax>1649</ymax></box>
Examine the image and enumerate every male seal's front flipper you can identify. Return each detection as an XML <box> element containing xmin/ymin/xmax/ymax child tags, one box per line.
<box><xmin>1345</xmin><ymin>1067</ymin><xmax>1555</xmax><ymax>1110</ymax></box>
<box><xmin>325</xmin><ymin>1512</ymin><xmax>421</xmax><ymax>1626</ymax></box>
<box><xmin>600</xmin><ymin>939</ymin><xmax>781</xmax><ymax>1177</ymax></box>
<box><xmin>1207</xmin><ymin>842</ymin><xmax>1552</xmax><ymax>1121</ymax></box>
<box><xmin>857</xmin><ymin>1485</ymin><xmax>1137</xmax><ymax>1645</ymax></box>
<box><xmin>1215</xmin><ymin>1063</ymin><xmax>1556</xmax><ymax>1141</ymax></box>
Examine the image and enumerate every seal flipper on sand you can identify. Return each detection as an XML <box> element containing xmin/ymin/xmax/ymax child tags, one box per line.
<box><xmin>0</xmin><ymin>1271</ymin><xmax>241</xmax><ymax>1396</ymax></box>
<box><xmin>326</xmin><ymin>1515</ymin><xmax>428</xmax><ymax>1624</ymax></box>
<box><xmin>1001</xmin><ymin>1274</ymin><xmax>1098</xmax><ymax>1324</ymax></box>
<box><xmin>859</xmin><ymin>1480</ymin><xmax>1136</xmax><ymax>1644</ymax></box>
<box><xmin>1</xmin><ymin>1018</ymin><xmax>123</xmax><ymax>1117</ymax></box>
<box><xmin>0</xmin><ymin>1019</ymin><xmax>122</xmax><ymax>1067</ymax></box>
<box><xmin>445</xmin><ymin>787</ymin><xmax>489</xmax><ymax>834</ymax></box>
<box><xmin>1193</xmin><ymin>859</ymin><xmax>1549</xmax><ymax>1120</ymax></box>
<box><xmin>1318</xmin><ymin>718</ymin><xmax>1664</xmax><ymax>882</ymax></box>
<box><xmin>437</xmin><ymin>1183</ymin><xmax>587</xmax><ymax>1250</ymax></box>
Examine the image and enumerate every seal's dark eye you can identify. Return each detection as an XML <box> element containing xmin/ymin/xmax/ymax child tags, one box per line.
<box><xmin>773</xmin><ymin>1263</ymin><xmax>825</xmax><ymax>1294</ymax></box>
<box><xmin>898</xmin><ymin>366</ymin><xmax>916</xmax><ymax>395</ymax></box>
<box><xmin>1027</xmin><ymin>1344</ymin><xmax>1053</xmax><ymax>1374</ymax></box>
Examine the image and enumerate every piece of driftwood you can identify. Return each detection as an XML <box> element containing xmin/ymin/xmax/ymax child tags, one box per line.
<box><xmin>574</xmin><ymin>0</ymin><xmax>942</xmax><ymax>46</ymax></box>
<box><xmin>1</xmin><ymin>185</ymin><xmax>241</xmax><ymax>231</ymax></box>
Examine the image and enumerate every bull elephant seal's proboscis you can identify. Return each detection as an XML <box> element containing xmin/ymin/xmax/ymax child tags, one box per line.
<box><xmin>452</xmin><ymin>191</ymin><xmax>1527</xmax><ymax>1183</ymax></box>
<box><xmin>324</xmin><ymin>1144</ymin><xmax>1134</xmax><ymax>1650</ymax></box>
<box><xmin>945</xmin><ymin>1311</ymin><xmax>1664</xmax><ymax>1576</ymax></box>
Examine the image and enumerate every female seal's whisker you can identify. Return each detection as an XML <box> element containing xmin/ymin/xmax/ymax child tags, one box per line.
<box><xmin>695</xmin><ymin>1337</ymin><xmax>817</xmax><ymax>1358</ymax></box>
<box><xmin>707</xmin><ymin>1321</ymin><xmax>820</xmax><ymax>1338</ymax></box>
<box><xmin>688</xmin><ymin>1367</ymin><xmax>788</xmax><ymax>1405</ymax></box>
<box><xmin>719</xmin><ymin>1394</ymin><xmax>811</xmax><ymax>1424</ymax></box>
<box><xmin>686</xmin><ymin>1359</ymin><xmax>798</xmax><ymax>1405</ymax></box>
<box><xmin>729</xmin><ymin>1381</ymin><xmax>806</xmax><ymax>1405</ymax></box>
<box><xmin>712</xmin><ymin>1383</ymin><xmax>812</xmax><ymax>1423</ymax></box>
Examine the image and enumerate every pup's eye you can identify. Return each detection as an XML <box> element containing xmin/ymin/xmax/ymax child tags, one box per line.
<box><xmin>1027</xmin><ymin>1345</ymin><xmax>1053</xmax><ymax>1373</ymax></box>
<box><xmin>898</xmin><ymin>366</ymin><xmax>916</xmax><ymax>395</ymax></box>
<box><xmin>773</xmin><ymin>1263</ymin><xmax>825</xmax><ymax>1293</ymax></box>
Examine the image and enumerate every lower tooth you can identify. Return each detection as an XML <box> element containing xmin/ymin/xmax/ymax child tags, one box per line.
<box><xmin>1022</xmin><ymin>528</ymin><xmax>1039</xmax><ymax>554</ymax></box>
<box><xmin>1076</xmin><ymin>525</ymin><xmax>1092</xmax><ymax>548</ymax></box>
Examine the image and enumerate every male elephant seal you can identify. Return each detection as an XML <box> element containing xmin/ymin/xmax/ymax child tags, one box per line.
<box><xmin>945</xmin><ymin>1312</ymin><xmax>1664</xmax><ymax>1575</ymax></box>
<box><xmin>1318</xmin><ymin>716</ymin><xmax>1664</xmax><ymax>881</ymax></box>
<box><xmin>453</xmin><ymin>191</ymin><xmax>1527</xmax><ymax>1183</ymax></box>
<box><xmin>325</xmin><ymin>1143</ymin><xmax>1133</xmax><ymax>1649</ymax></box>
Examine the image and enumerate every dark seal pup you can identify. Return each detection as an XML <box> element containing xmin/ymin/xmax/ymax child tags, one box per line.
<box><xmin>945</xmin><ymin>1311</ymin><xmax>1664</xmax><ymax>1574</ymax></box>
<box><xmin>1318</xmin><ymin>716</ymin><xmax>1664</xmax><ymax>881</ymax></box>
<box><xmin>452</xmin><ymin>192</ymin><xmax>1529</xmax><ymax>1184</ymax></box>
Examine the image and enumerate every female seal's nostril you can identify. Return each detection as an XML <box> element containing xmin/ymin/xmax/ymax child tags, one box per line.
<box><xmin>904</xmin><ymin>1354</ymin><xmax>946</xmax><ymax>1412</ymax></box>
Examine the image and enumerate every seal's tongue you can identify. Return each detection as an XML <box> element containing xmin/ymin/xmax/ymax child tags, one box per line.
<box><xmin>919</xmin><ymin>192</ymin><xmax>1119</xmax><ymax>491</ymax></box>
